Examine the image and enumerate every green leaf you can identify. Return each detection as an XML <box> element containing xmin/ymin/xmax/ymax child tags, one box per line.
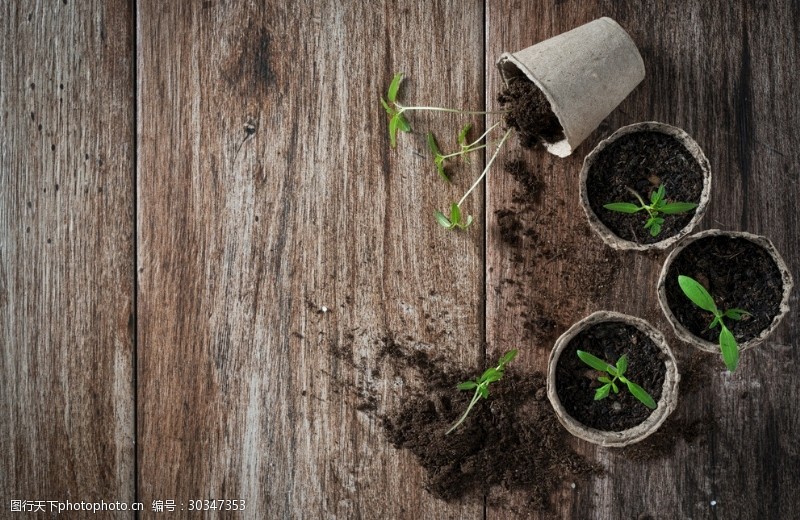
<box><xmin>659</xmin><ymin>202</ymin><xmax>698</xmax><ymax>215</ymax></box>
<box><xmin>724</xmin><ymin>308</ymin><xmax>750</xmax><ymax>321</ymax></box>
<box><xmin>616</xmin><ymin>355</ymin><xmax>628</xmax><ymax>375</ymax></box>
<box><xmin>388</xmin><ymin>116</ymin><xmax>400</xmax><ymax>148</ymax></box>
<box><xmin>598</xmin><ymin>376</ymin><xmax>612</xmax><ymax>384</ymax></box>
<box><xmin>594</xmin><ymin>384</ymin><xmax>611</xmax><ymax>400</ymax></box>
<box><xmin>387</xmin><ymin>72</ymin><xmax>403</xmax><ymax>103</ymax></box>
<box><xmin>499</xmin><ymin>349</ymin><xmax>519</xmax><ymax>366</ymax></box>
<box><xmin>449</xmin><ymin>203</ymin><xmax>461</xmax><ymax>224</ymax></box>
<box><xmin>603</xmin><ymin>202</ymin><xmax>642</xmax><ymax>214</ymax></box>
<box><xmin>719</xmin><ymin>326</ymin><xmax>740</xmax><ymax>372</ymax></box>
<box><xmin>626</xmin><ymin>381</ymin><xmax>657</xmax><ymax>409</ymax></box>
<box><xmin>708</xmin><ymin>316</ymin><xmax>721</xmax><ymax>330</ymax></box>
<box><xmin>427</xmin><ymin>133</ymin><xmax>449</xmax><ymax>182</ymax></box>
<box><xmin>478</xmin><ymin>385</ymin><xmax>489</xmax><ymax>399</ymax></box>
<box><xmin>457</xmin><ymin>123</ymin><xmax>472</xmax><ymax>146</ymax></box>
<box><xmin>678</xmin><ymin>275</ymin><xmax>720</xmax><ymax>314</ymax></box>
<box><xmin>462</xmin><ymin>215</ymin><xmax>473</xmax><ymax>228</ymax></box>
<box><xmin>651</xmin><ymin>185</ymin><xmax>665</xmax><ymax>204</ymax></box>
<box><xmin>396</xmin><ymin>113</ymin><xmax>411</xmax><ymax>132</ymax></box>
<box><xmin>648</xmin><ymin>218</ymin><xmax>663</xmax><ymax>237</ymax></box>
<box><xmin>611</xmin><ymin>381</ymin><xmax>619</xmax><ymax>393</ymax></box>
<box><xmin>457</xmin><ymin>381</ymin><xmax>478</xmax><ymax>390</ymax></box>
<box><xmin>480</xmin><ymin>367</ymin><xmax>503</xmax><ymax>384</ymax></box>
<box><xmin>434</xmin><ymin>210</ymin><xmax>453</xmax><ymax>229</ymax></box>
<box><xmin>380</xmin><ymin>97</ymin><xmax>392</xmax><ymax>115</ymax></box>
<box><xmin>576</xmin><ymin>350</ymin><xmax>613</xmax><ymax>373</ymax></box>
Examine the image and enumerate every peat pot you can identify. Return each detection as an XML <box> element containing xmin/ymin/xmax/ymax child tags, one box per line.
<box><xmin>580</xmin><ymin>122</ymin><xmax>711</xmax><ymax>251</ymax></box>
<box><xmin>547</xmin><ymin>311</ymin><xmax>680</xmax><ymax>447</ymax></box>
<box><xmin>497</xmin><ymin>17</ymin><xmax>645</xmax><ymax>157</ymax></box>
<box><xmin>657</xmin><ymin>229</ymin><xmax>793</xmax><ymax>357</ymax></box>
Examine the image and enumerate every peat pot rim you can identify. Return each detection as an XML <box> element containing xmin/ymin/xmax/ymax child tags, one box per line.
<box><xmin>579</xmin><ymin>121</ymin><xmax>712</xmax><ymax>251</ymax></box>
<box><xmin>657</xmin><ymin>229</ymin><xmax>794</xmax><ymax>353</ymax></box>
<box><xmin>546</xmin><ymin>311</ymin><xmax>680</xmax><ymax>447</ymax></box>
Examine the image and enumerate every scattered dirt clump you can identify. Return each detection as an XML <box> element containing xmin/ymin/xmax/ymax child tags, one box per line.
<box><xmin>379</xmin><ymin>337</ymin><xmax>600</xmax><ymax>509</ymax></box>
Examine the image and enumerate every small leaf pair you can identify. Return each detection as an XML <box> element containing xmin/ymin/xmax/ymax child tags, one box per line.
<box><xmin>576</xmin><ymin>351</ymin><xmax>657</xmax><ymax>409</ymax></box>
<box><xmin>380</xmin><ymin>73</ymin><xmax>411</xmax><ymax>148</ymax></box>
<box><xmin>426</xmin><ymin>124</ymin><xmax>476</xmax><ymax>182</ymax></box>
<box><xmin>446</xmin><ymin>349</ymin><xmax>519</xmax><ymax>434</ymax></box>
<box><xmin>677</xmin><ymin>275</ymin><xmax>750</xmax><ymax>372</ymax></box>
<box><xmin>434</xmin><ymin>203</ymin><xmax>473</xmax><ymax>230</ymax></box>
<box><xmin>604</xmin><ymin>184</ymin><xmax>698</xmax><ymax>237</ymax></box>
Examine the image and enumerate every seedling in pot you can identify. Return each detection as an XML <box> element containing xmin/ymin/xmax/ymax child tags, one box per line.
<box><xmin>677</xmin><ymin>275</ymin><xmax>751</xmax><ymax>372</ymax></box>
<box><xmin>380</xmin><ymin>72</ymin><xmax>513</xmax><ymax>230</ymax></box>
<box><xmin>576</xmin><ymin>350</ymin><xmax>657</xmax><ymax>409</ymax></box>
<box><xmin>603</xmin><ymin>184</ymin><xmax>698</xmax><ymax>237</ymax></box>
<box><xmin>445</xmin><ymin>349</ymin><xmax>518</xmax><ymax>434</ymax></box>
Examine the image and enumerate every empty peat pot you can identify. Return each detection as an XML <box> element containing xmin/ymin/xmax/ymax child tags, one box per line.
<box><xmin>497</xmin><ymin>17</ymin><xmax>644</xmax><ymax>157</ymax></box>
<box><xmin>580</xmin><ymin>122</ymin><xmax>711</xmax><ymax>250</ymax></box>
<box><xmin>658</xmin><ymin>230</ymin><xmax>793</xmax><ymax>357</ymax></box>
<box><xmin>547</xmin><ymin>311</ymin><xmax>679</xmax><ymax>447</ymax></box>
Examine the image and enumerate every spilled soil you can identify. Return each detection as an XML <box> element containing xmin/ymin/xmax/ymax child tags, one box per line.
<box><xmin>498</xmin><ymin>76</ymin><xmax>565</xmax><ymax>148</ymax></box>
<box><xmin>663</xmin><ymin>235</ymin><xmax>785</xmax><ymax>343</ymax></box>
<box><xmin>585</xmin><ymin>131</ymin><xmax>704</xmax><ymax>244</ymax></box>
<box><xmin>494</xmin><ymin>159</ymin><xmax>620</xmax><ymax>347</ymax></box>
<box><xmin>377</xmin><ymin>336</ymin><xmax>601</xmax><ymax>509</ymax></box>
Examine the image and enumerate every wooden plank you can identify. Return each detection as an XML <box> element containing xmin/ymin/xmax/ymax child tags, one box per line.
<box><xmin>486</xmin><ymin>2</ymin><xmax>799</xmax><ymax>519</ymax></box>
<box><xmin>137</xmin><ymin>1</ymin><xmax>484</xmax><ymax>517</ymax></box>
<box><xmin>0</xmin><ymin>0</ymin><xmax>135</xmax><ymax>513</ymax></box>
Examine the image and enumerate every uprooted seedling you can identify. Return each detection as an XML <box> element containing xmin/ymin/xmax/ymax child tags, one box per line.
<box><xmin>446</xmin><ymin>349</ymin><xmax>518</xmax><ymax>434</ymax></box>
<box><xmin>603</xmin><ymin>184</ymin><xmax>698</xmax><ymax>237</ymax></box>
<box><xmin>380</xmin><ymin>72</ymin><xmax>512</xmax><ymax>230</ymax></box>
<box><xmin>678</xmin><ymin>275</ymin><xmax>751</xmax><ymax>372</ymax></box>
<box><xmin>576</xmin><ymin>350</ymin><xmax>657</xmax><ymax>409</ymax></box>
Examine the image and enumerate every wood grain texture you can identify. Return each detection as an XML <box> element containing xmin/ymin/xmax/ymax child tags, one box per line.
<box><xmin>486</xmin><ymin>2</ymin><xmax>799</xmax><ymax>519</ymax></box>
<box><xmin>0</xmin><ymin>0</ymin><xmax>135</xmax><ymax>512</ymax></box>
<box><xmin>137</xmin><ymin>1</ymin><xmax>484</xmax><ymax>517</ymax></box>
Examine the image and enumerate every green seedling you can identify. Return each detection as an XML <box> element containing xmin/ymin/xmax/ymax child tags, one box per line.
<box><xmin>446</xmin><ymin>349</ymin><xmax>518</xmax><ymax>434</ymax></box>
<box><xmin>381</xmin><ymin>72</ymin><xmax>513</xmax><ymax>229</ymax></box>
<box><xmin>380</xmin><ymin>72</ymin><xmax>490</xmax><ymax>148</ymax></box>
<box><xmin>576</xmin><ymin>351</ymin><xmax>657</xmax><ymax>409</ymax></box>
<box><xmin>603</xmin><ymin>184</ymin><xmax>698</xmax><ymax>237</ymax></box>
<box><xmin>677</xmin><ymin>275</ymin><xmax>751</xmax><ymax>372</ymax></box>
<box><xmin>434</xmin><ymin>129</ymin><xmax>513</xmax><ymax>230</ymax></box>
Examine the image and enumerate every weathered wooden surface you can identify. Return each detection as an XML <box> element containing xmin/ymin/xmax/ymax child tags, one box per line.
<box><xmin>137</xmin><ymin>1</ymin><xmax>483</xmax><ymax>517</ymax></box>
<box><xmin>0</xmin><ymin>0</ymin><xmax>135</xmax><ymax>514</ymax></box>
<box><xmin>487</xmin><ymin>2</ymin><xmax>799</xmax><ymax>519</ymax></box>
<box><xmin>2</xmin><ymin>1</ymin><xmax>798</xmax><ymax>518</ymax></box>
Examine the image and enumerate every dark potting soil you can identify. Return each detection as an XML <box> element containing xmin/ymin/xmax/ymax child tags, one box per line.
<box><xmin>379</xmin><ymin>336</ymin><xmax>600</xmax><ymax>508</ymax></box>
<box><xmin>555</xmin><ymin>322</ymin><xmax>666</xmax><ymax>432</ymax></box>
<box><xmin>498</xmin><ymin>77</ymin><xmax>564</xmax><ymax>149</ymax></box>
<box><xmin>585</xmin><ymin>131</ymin><xmax>704</xmax><ymax>244</ymax></box>
<box><xmin>663</xmin><ymin>235</ymin><xmax>784</xmax><ymax>343</ymax></box>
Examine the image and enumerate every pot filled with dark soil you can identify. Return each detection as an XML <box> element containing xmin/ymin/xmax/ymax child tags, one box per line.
<box><xmin>580</xmin><ymin>122</ymin><xmax>711</xmax><ymax>250</ymax></box>
<box><xmin>497</xmin><ymin>17</ymin><xmax>645</xmax><ymax>157</ymax></box>
<box><xmin>657</xmin><ymin>230</ymin><xmax>793</xmax><ymax>366</ymax></box>
<box><xmin>547</xmin><ymin>311</ymin><xmax>680</xmax><ymax>447</ymax></box>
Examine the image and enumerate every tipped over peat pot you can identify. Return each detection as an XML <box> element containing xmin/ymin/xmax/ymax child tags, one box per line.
<box><xmin>547</xmin><ymin>311</ymin><xmax>680</xmax><ymax>447</ymax></box>
<box><xmin>497</xmin><ymin>17</ymin><xmax>645</xmax><ymax>157</ymax></box>
<box><xmin>658</xmin><ymin>230</ymin><xmax>793</xmax><ymax>356</ymax></box>
<box><xmin>580</xmin><ymin>122</ymin><xmax>711</xmax><ymax>250</ymax></box>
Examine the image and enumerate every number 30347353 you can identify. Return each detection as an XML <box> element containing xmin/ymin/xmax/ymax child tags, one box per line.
<box><xmin>187</xmin><ymin>500</ymin><xmax>245</xmax><ymax>511</ymax></box>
